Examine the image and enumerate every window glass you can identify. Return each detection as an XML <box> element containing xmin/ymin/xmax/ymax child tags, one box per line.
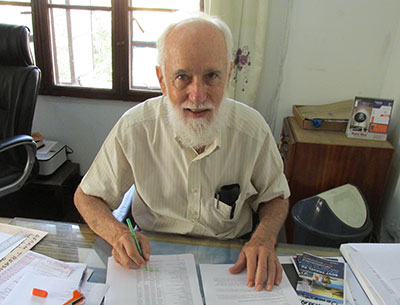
<box><xmin>49</xmin><ymin>7</ymin><xmax>112</xmax><ymax>88</ymax></box>
<box><xmin>49</xmin><ymin>0</ymin><xmax>111</xmax><ymax>7</ymax></box>
<box><xmin>131</xmin><ymin>11</ymin><xmax>175</xmax><ymax>43</ymax></box>
<box><xmin>131</xmin><ymin>47</ymin><xmax>159</xmax><ymax>89</ymax></box>
<box><xmin>129</xmin><ymin>1</ymin><xmax>201</xmax><ymax>90</ymax></box>
<box><xmin>131</xmin><ymin>0</ymin><xmax>199</xmax><ymax>10</ymax></box>
<box><xmin>0</xmin><ymin>0</ymin><xmax>202</xmax><ymax>99</ymax></box>
<box><xmin>0</xmin><ymin>0</ymin><xmax>29</xmax><ymax>3</ymax></box>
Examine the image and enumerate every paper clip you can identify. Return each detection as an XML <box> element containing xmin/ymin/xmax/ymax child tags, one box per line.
<box><xmin>62</xmin><ymin>289</ymin><xmax>85</xmax><ymax>305</ymax></box>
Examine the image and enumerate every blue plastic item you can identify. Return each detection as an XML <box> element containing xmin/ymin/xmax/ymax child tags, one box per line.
<box><xmin>291</xmin><ymin>186</ymin><xmax>373</xmax><ymax>248</ymax></box>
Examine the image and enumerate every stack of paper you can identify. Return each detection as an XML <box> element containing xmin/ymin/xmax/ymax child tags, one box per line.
<box><xmin>105</xmin><ymin>253</ymin><xmax>301</xmax><ymax>305</ymax></box>
<box><xmin>0</xmin><ymin>250</ymin><xmax>108</xmax><ymax>305</ymax></box>
<box><xmin>340</xmin><ymin>243</ymin><xmax>400</xmax><ymax>305</ymax></box>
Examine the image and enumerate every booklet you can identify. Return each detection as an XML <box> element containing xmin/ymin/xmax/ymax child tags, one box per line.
<box><xmin>292</xmin><ymin>253</ymin><xmax>345</xmax><ymax>305</ymax></box>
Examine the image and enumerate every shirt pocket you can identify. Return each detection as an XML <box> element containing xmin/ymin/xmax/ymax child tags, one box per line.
<box><xmin>206</xmin><ymin>183</ymin><xmax>258</xmax><ymax>238</ymax></box>
<box><xmin>213</xmin><ymin>197</ymin><xmax>234</xmax><ymax>219</ymax></box>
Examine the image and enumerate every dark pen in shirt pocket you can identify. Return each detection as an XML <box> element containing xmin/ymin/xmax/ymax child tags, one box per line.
<box><xmin>214</xmin><ymin>184</ymin><xmax>240</xmax><ymax>219</ymax></box>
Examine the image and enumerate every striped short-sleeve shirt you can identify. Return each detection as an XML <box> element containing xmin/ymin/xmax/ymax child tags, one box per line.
<box><xmin>80</xmin><ymin>95</ymin><xmax>290</xmax><ymax>239</ymax></box>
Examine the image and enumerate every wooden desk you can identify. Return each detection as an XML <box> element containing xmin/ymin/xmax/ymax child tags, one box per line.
<box><xmin>11</xmin><ymin>217</ymin><xmax>340</xmax><ymax>285</ymax></box>
<box><xmin>280</xmin><ymin>117</ymin><xmax>394</xmax><ymax>242</ymax></box>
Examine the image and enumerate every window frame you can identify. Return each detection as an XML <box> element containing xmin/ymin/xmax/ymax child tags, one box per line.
<box><xmin>1</xmin><ymin>0</ymin><xmax>203</xmax><ymax>102</ymax></box>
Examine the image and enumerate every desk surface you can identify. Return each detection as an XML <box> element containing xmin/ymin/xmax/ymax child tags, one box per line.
<box><xmin>7</xmin><ymin>217</ymin><xmax>341</xmax><ymax>285</ymax></box>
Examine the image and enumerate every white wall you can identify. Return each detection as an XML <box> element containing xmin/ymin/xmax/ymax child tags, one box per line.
<box><xmin>32</xmin><ymin>96</ymin><xmax>138</xmax><ymax>174</ymax></box>
<box><xmin>272</xmin><ymin>0</ymin><xmax>400</xmax><ymax>138</ymax></box>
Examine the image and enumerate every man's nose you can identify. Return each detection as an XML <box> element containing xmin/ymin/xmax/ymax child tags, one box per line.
<box><xmin>188</xmin><ymin>77</ymin><xmax>207</xmax><ymax>104</ymax></box>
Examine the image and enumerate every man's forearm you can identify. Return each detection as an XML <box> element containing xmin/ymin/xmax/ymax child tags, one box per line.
<box><xmin>251</xmin><ymin>197</ymin><xmax>289</xmax><ymax>245</ymax></box>
<box><xmin>74</xmin><ymin>186</ymin><xmax>129</xmax><ymax>246</ymax></box>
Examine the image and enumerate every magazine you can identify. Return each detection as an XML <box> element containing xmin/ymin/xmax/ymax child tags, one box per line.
<box><xmin>292</xmin><ymin>253</ymin><xmax>345</xmax><ymax>305</ymax></box>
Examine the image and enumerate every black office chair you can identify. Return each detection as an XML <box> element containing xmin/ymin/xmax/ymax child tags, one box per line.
<box><xmin>0</xmin><ymin>24</ymin><xmax>41</xmax><ymax>198</ymax></box>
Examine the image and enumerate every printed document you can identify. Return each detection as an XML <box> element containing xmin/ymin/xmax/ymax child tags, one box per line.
<box><xmin>0</xmin><ymin>232</ymin><xmax>26</xmax><ymax>260</ymax></box>
<box><xmin>340</xmin><ymin>243</ymin><xmax>400</xmax><ymax>305</ymax></box>
<box><xmin>200</xmin><ymin>264</ymin><xmax>301</xmax><ymax>305</ymax></box>
<box><xmin>105</xmin><ymin>254</ymin><xmax>203</xmax><ymax>305</ymax></box>
<box><xmin>0</xmin><ymin>251</ymin><xmax>73</xmax><ymax>304</ymax></box>
<box><xmin>2</xmin><ymin>274</ymin><xmax>108</xmax><ymax>305</ymax></box>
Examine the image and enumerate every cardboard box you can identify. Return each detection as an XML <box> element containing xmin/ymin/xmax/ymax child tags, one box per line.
<box><xmin>345</xmin><ymin>97</ymin><xmax>394</xmax><ymax>141</ymax></box>
<box><xmin>293</xmin><ymin>100</ymin><xmax>353</xmax><ymax>131</ymax></box>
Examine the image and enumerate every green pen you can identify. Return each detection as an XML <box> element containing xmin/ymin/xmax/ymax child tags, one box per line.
<box><xmin>126</xmin><ymin>218</ymin><xmax>148</xmax><ymax>271</ymax></box>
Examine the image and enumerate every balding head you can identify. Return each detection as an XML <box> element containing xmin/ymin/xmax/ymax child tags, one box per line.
<box><xmin>157</xmin><ymin>14</ymin><xmax>233</xmax><ymax>73</ymax></box>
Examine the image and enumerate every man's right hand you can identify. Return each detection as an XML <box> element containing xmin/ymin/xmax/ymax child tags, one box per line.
<box><xmin>111</xmin><ymin>229</ymin><xmax>152</xmax><ymax>269</ymax></box>
<box><xmin>74</xmin><ymin>186</ymin><xmax>152</xmax><ymax>270</ymax></box>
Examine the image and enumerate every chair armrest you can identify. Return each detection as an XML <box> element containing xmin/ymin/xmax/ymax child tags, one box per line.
<box><xmin>0</xmin><ymin>134</ymin><xmax>36</xmax><ymax>152</ymax></box>
<box><xmin>0</xmin><ymin>135</ymin><xmax>37</xmax><ymax>197</ymax></box>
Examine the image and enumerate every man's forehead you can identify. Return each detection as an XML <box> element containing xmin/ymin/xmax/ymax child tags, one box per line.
<box><xmin>166</xmin><ymin>21</ymin><xmax>226</xmax><ymax>50</ymax></box>
<box><xmin>164</xmin><ymin>22</ymin><xmax>227</xmax><ymax>68</ymax></box>
<box><xmin>171</xmin><ymin>20</ymin><xmax>222</xmax><ymax>37</ymax></box>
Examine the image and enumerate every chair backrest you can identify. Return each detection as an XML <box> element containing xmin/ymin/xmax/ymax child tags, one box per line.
<box><xmin>0</xmin><ymin>23</ymin><xmax>41</xmax><ymax>141</ymax></box>
<box><xmin>0</xmin><ymin>23</ymin><xmax>41</xmax><ymax>164</ymax></box>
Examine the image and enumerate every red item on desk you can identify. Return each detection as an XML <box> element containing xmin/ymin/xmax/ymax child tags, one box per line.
<box><xmin>32</xmin><ymin>288</ymin><xmax>48</xmax><ymax>298</ymax></box>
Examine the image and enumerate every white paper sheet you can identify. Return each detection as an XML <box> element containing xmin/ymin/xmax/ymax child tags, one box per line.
<box><xmin>199</xmin><ymin>264</ymin><xmax>301</xmax><ymax>305</ymax></box>
<box><xmin>0</xmin><ymin>251</ymin><xmax>73</xmax><ymax>304</ymax></box>
<box><xmin>0</xmin><ymin>232</ymin><xmax>26</xmax><ymax>260</ymax></box>
<box><xmin>2</xmin><ymin>274</ymin><xmax>108</xmax><ymax>305</ymax></box>
<box><xmin>345</xmin><ymin>264</ymin><xmax>372</xmax><ymax>305</ymax></box>
<box><xmin>105</xmin><ymin>254</ymin><xmax>203</xmax><ymax>305</ymax></box>
<box><xmin>341</xmin><ymin>243</ymin><xmax>400</xmax><ymax>305</ymax></box>
<box><xmin>278</xmin><ymin>256</ymin><xmax>293</xmax><ymax>264</ymax></box>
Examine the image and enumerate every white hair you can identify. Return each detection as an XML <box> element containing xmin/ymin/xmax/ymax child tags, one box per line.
<box><xmin>156</xmin><ymin>12</ymin><xmax>233</xmax><ymax>72</ymax></box>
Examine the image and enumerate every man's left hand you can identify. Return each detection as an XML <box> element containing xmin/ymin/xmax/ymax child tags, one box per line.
<box><xmin>229</xmin><ymin>237</ymin><xmax>282</xmax><ymax>291</ymax></box>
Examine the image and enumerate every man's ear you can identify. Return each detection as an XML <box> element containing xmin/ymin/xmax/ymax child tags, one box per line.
<box><xmin>156</xmin><ymin>66</ymin><xmax>167</xmax><ymax>95</ymax></box>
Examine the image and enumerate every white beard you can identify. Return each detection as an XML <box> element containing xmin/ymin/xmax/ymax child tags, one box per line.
<box><xmin>165</xmin><ymin>96</ymin><xmax>227</xmax><ymax>149</ymax></box>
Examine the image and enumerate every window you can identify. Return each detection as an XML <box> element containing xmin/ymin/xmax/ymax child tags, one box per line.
<box><xmin>0</xmin><ymin>0</ymin><xmax>203</xmax><ymax>102</ymax></box>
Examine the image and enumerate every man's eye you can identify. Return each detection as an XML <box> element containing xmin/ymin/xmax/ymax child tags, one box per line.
<box><xmin>176</xmin><ymin>74</ymin><xmax>188</xmax><ymax>81</ymax></box>
<box><xmin>205</xmin><ymin>72</ymin><xmax>221</xmax><ymax>85</ymax></box>
<box><xmin>173</xmin><ymin>74</ymin><xmax>191</xmax><ymax>89</ymax></box>
<box><xmin>207</xmin><ymin>72</ymin><xmax>218</xmax><ymax>79</ymax></box>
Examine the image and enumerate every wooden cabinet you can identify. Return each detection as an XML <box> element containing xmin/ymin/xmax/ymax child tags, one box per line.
<box><xmin>280</xmin><ymin>117</ymin><xmax>394</xmax><ymax>242</ymax></box>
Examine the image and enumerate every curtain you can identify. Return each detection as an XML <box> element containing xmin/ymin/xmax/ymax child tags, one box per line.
<box><xmin>205</xmin><ymin>0</ymin><xmax>269</xmax><ymax>107</ymax></box>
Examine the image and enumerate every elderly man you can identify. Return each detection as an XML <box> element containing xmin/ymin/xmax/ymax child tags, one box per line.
<box><xmin>74</xmin><ymin>13</ymin><xmax>290</xmax><ymax>292</ymax></box>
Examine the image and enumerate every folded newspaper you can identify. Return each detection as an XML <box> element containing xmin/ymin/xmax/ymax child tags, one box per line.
<box><xmin>292</xmin><ymin>253</ymin><xmax>345</xmax><ymax>305</ymax></box>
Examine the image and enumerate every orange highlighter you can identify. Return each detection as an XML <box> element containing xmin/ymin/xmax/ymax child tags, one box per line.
<box><xmin>62</xmin><ymin>289</ymin><xmax>85</xmax><ymax>305</ymax></box>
